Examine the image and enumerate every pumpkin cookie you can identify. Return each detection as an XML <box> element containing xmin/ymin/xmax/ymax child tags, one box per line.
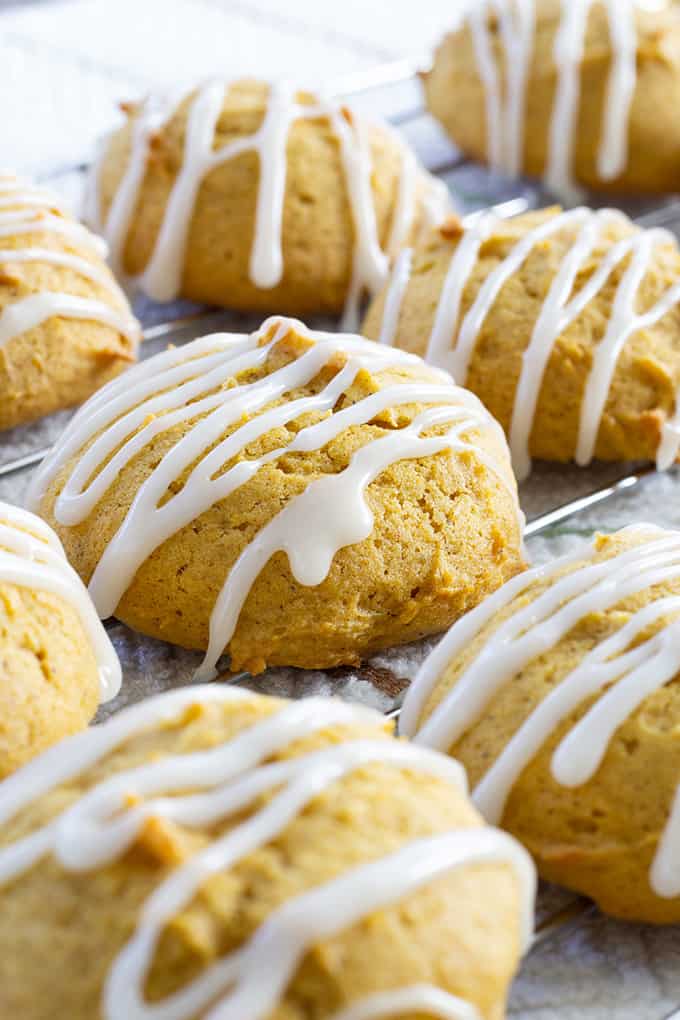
<box><xmin>403</xmin><ymin>524</ymin><xmax>680</xmax><ymax>923</ymax></box>
<box><xmin>0</xmin><ymin>685</ymin><xmax>535</xmax><ymax>1019</ymax></box>
<box><xmin>27</xmin><ymin>316</ymin><xmax>524</xmax><ymax>676</ymax></box>
<box><xmin>363</xmin><ymin>207</ymin><xmax>680</xmax><ymax>479</ymax></box>
<box><xmin>425</xmin><ymin>0</ymin><xmax>680</xmax><ymax>197</ymax></box>
<box><xmin>0</xmin><ymin>500</ymin><xmax>120</xmax><ymax>779</ymax></box>
<box><xmin>91</xmin><ymin>78</ymin><xmax>451</xmax><ymax>325</ymax></box>
<box><xmin>0</xmin><ymin>173</ymin><xmax>139</xmax><ymax>431</ymax></box>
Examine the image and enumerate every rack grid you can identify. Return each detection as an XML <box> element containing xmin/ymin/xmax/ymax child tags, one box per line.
<box><xmin>3</xmin><ymin>61</ymin><xmax>680</xmax><ymax>1019</ymax></box>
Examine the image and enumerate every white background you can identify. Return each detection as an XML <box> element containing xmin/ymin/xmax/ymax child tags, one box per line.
<box><xmin>0</xmin><ymin>0</ymin><xmax>459</xmax><ymax>174</ymax></box>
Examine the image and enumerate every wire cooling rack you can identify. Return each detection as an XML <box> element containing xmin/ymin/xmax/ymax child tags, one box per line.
<box><xmin>3</xmin><ymin>60</ymin><xmax>680</xmax><ymax>1020</ymax></box>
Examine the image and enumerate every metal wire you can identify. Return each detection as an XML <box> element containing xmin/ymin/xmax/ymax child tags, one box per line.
<box><xmin>8</xmin><ymin>64</ymin><xmax>680</xmax><ymax>1010</ymax></box>
<box><xmin>523</xmin><ymin>465</ymin><xmax>657</xmax><ymax>537</ymax></box>
<box><xmin>532</xmin><ymin>898</ymin><xmax>596</xmax><ymax>946</ymax></box>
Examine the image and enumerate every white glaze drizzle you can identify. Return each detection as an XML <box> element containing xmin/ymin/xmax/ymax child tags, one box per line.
<box><xmin>597</xmin><ymin>1</ymin><xmax>638</xmax><ymax>180</ymax></box>
<box><xmin>464</xmin><ymin>0</ymin><xmax>639</xmax><ymax>197</ymax></box>
<box><xmin>378</xmin><ymin>248</ymin><xmax>412</xmax><ymax>345</ymax></box>
<box><xmin>651</xmin><ymin>783</ymin><xmax>680</xmax><ymax>899</ymax></box>
<box><xmin>377</xmin><ymin>208</ymin><xmax>680</xmax><ymax>478</ymax></box>
<box><xmin>0</xmin><ymin>209</ymin><xmax>107</xmax><ymax>257</ymax></box>
<box><xmin>468</xmin><ymin>0</ymin><xmax>536</xmax><ymax>178</ymax></box>
<box><xmin>27</xmin><ymin>316</ymin><xmax>520</xmax><ymax>681</ymax></box>
<box><xmin>0</xmin><ymin>293</ymin><xmax>139</xmax><ymax>351</ymax></box>
<box><xmin>425</xmin><ymin>212</ymin><xmax>497</xmax><ymax>374</ymax></box>
<box><xmin>328</xmin><ymin>987</ymin><xmax>482</xmax><ymax>1020</ymax></box>
<box><xmin>96</xmin><ymin>80</ymin><xmax>449</xmax><ymax>323</ymax></box>
<box><xmin>0</xmin><ymin>248</ymin><xmax>119</xmax><ymax>291</ymax></box>
<box><xmin>545</xmin><ymin>0</ymin><xmax>592</xmax><ymax>202</ymax></box>
<box><xmin>0</xmin><ymin>501</ymin><xmax>120</xmax><ymax>701</ymax></box>
<box><xmin>0</xmin><ymin>190</ymin><xmax>66</xmax><ymax>213</ymax></box>
<box><xmin>0</xmin><ymin>685</ymin><xmax>535</xmax><ymax>1019</ymax></box>
<box><xmin>401</xmin><ymin>525</ymin><xmax>680</xmax><ymax>898</ymax></box>
<box><xmin>100</xmin><ymin>90</ymin><xmax>183</xmax><ymax>271</ymax></box>
<box><xmin>0</xmin><ymin>175</ymin><xmax>140</xmax><ymax>352</ymax></box>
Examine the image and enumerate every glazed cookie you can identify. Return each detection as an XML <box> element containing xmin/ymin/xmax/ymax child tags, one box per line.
<box><xmin>27</xmin><ymin>316</ymin><xmax>524</xmax><ymax>677</ymax></box>
<box><xmin>425</xmin><ymin>0</ymin><xmax>680</xmax><ymax>197</ymax></box>
<box><xmin>0</xmin><ymin>685</ymin><xmax>535</xmax><ymax>1019</ymax></box>
<box><xmin>402</xmin><ymin>524</ymin><xmax>680</xmax><ymax>924</ymax></box>
<box><xmin>90</xmin><ymin>78</ymin><xmax>451</xmax><ymax>325</ymax></box>
<box><xmin>363</xmin><ymin>206</ymin><xmax>680</xmax><ymax>479</ymax></box>
<box><xmin>0</xmin><ymin>501</ymin><xmax>120</xmax><ymax>779</ymax></box>
<box><xmin>0</xmin><ymin>173</ymin><xmax>140</xmax><ymax>431</ymax></box>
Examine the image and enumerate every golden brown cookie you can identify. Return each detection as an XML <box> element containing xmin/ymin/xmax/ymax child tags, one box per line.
<box><xmin>363</xmin><ymin>207</ymin><xmax>680</xmax><ymax>479</ymax></box>
<box><xmin>0</xmin><ymin>500</ymin><xmax>120</xmax><ymax>779</ymax></box>
<box><xmin>402</xmin><ymin>524</ymin><xmax>680</xmax><ymax>923</ymax></box>
<box><xmin>27</xmin><ymin>315</ymin><xmax>524</xmax><ymax>676</ymax></box>
<box><xmin>425</xmin><ymin>0</ymin><xmax>680</xmax><ymax>196</ymax></box>
<box><xmin>0</xmin><ymin>685</ymin><xmax>535</xmax><ymax>1019</ymax></box>
<box><xmin>0</xmin><ymin>173</ymin><xmax>139</xmax><ymax>431</ymax></box>
<box><xmin>92</xmin><ymin>78</ymin><xmax>451</xmax><ymax>323</ymax></box>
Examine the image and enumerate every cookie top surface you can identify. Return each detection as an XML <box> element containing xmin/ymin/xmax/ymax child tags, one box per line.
<box><xmin>0</xmin><ymin>500</ymin><xmax>120</xmax><ymax>703</ymax></box>
<box><xmin>0</xmin><ymin>172</ymin><xmax>139</xmax><ymax>353</ymax></box>
<box><xmin>0</xmin><ymin>500</ymin><xmax>120</xmax><ymax>778</ymax></box>
<box><xmin>403</xmin><ymin>524</ymin><xmax>680</xmax><ymax>921</ymax></box>
<box><xmin>29</xmin><ymin>316</ymin><xmax>524</xmax><ymax>675</ymax></box>
<box><xmin>0</xmin><ymin>684</ymin><xmax>535</xmax><ymax>1019</ymax></box>
<box><xmin>425</xmin><ymin>0</ymin><xmax>680</xmax><ymax>195</ymax></box>
<box><xmin>94</xmin><ymin>78</ymin><xmax>451</xmax><ymax>321</ymax></box>
<box><xmin>0</xmin><ymin>172</ymin><xmax>140</xmax><ymax>429</ymax></box>
<box><xmin>363</xmin><ymin>206</ymin><xmax>680</xmax><ymax>477</ymax></box>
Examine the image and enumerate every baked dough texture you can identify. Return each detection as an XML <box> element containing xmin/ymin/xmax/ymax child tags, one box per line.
<box><xmin>93</xmin><ymin>78</ymin><xmax>451</xmax><ymax>318</ymax></box>
<box><xmin>425</xmin><ymin>0</ymin><xmax>680</xmax><ymax>195</ymax></box>
<box><xmin>0</xmin><ymin>501</ymin><xmax>120</xmax><ymax>779</ymax></box>
<box><xmin>0</xmin><ymin>173</ymin><xmax>139</xmax><ymax>431</ymax></box>
<box><xmin>402</xmin><ymin>525</ymin><xmax>680</xmax><ymax>923</ymax></box>
<box><xmin>363</xmin><ymin>207</ymin><xmax>680</xmax><ymax>478</ymax></box>
<box><xmin>0</xmin><ymin>687</ymin><xmax>534</xmax><ymax>1019</ymax></box>
<box><xmin>28</xmin><ymin>316</ymin><xmax>524</xmax><ymax>676</ymax></box>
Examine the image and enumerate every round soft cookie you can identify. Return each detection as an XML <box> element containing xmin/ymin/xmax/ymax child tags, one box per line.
<box><xmin>0</xmin><ymin>685</ymin><xmax>535</xmax><ymax>1020</ymax></box>
<box><xmin>91</xmin><ymin>78</ymin><xmax>452</xmax><ymax>323</ymax></box>
<box><xmin>27</xmin><ymin>315</ymin><xmax>525</xmax><ymax>677</ymax></box>
<box><xmin>0</xmin><ymin>173</ymin><xmax>140</xmax><ymax>431</ymax></box>
<box><xmin>424</xmin><ymin>0</ymin><xmax>680</xmax><ymax>197</ymax></box>
<box><xmin>363</xmin><ymin>206</ymin><xmax>680</xmax><ymax>480</ymax></box>
<box><xmin>0</xmin><ymin>501</ymin><xmax>120</xmax><ymax>779</ymax></box>
<box><xmin>402</xmin><ymin>524</ymin><xmax>680</xmax><ymax>924</ymax></box>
